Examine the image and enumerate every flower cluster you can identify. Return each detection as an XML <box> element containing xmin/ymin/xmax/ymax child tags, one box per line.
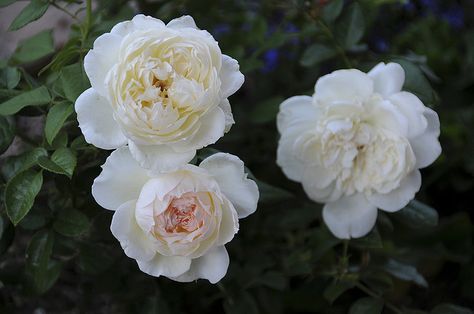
<box><xmin>75</xmin><ymin>15</ymin><xmax>259</xmax><ymax>283</ymax></box>
<box><xmin>277</xmin><ymin>63</ymin><xmax>441</xmax><ymax>239</ymax></box>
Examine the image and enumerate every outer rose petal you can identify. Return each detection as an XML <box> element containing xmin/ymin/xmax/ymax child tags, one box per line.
<box><xmin>137</xmin><ymin>254</ymin><xmax>191</xmax><ymax>278</ymax></box>
<box><xmin>75</xmin><ymin>88</ymin><xmax>127</xmax><ymax>150</ymax></box>
<box><xmin>314</xmin><ymin>69</ymin><xmax>374</xmax><ymax>104</ymax></box>
<box><xmin>92</xmin><ymin>146</ymin><xmax>150</xmax><ymax>210</ymax></box>
<box><xmin>389</xmin><ymin>92</ymin><xmax>428</xmax><ymax>138</ymax></box>
<box><xmin>111</xmin><ymin>14</ymin><xmax>165</xmax><ymax>36</ymax></box>
<box><xmin>367</xmin><ymin>170</ymin><xmax>422</xmax><ymax>212</ymax></box>
<box><xmin>174</xmin><ymin>106</ymin><xmax>226</xmax><ymax>152</ymax></box>
<box><xmin>368</xmin><ymin>62</ymin><xmax>405</xmax><ymax>97</ymax></box>
<box><xmin>200</xmin><ymin>153</ymin><xmax>259</xmax><ymax>218</ymax></box>
<box><xmin>171</xmin><ymin>246</ymin><xmax>229</xmax><ymax>284</ymax></box>
<box><xmin>128</xmin><ymin>141</ymin><xmax>195</xmax><ymax>171</ymax></box>
<box><xmin>84</xmin><ymin>34</ymin><xmax>122</xmax><ymax>97</ymax></box>
<box><xmin>410</xmin><ymin>107</ymin><xmax>442</xmax><ymax>169</ymax></box>
<box><xmin>110</xmin><ymin>200</ymin><xmax>156</xmax><ymax>262</ymax></box>
<box><xmin>216</xmin><ymin>199</ymin><xmax>239</xmax><ymax>245</ymax></box>
<box><xmin>167</xmin><ymin>15</ymin><xmax>198</xmax><ymax>29</ymax></box>
<box><xmin>323</xmin><ymin>194</ymin><xmax>378</xmax><ymax>239</ymax></box>
<box><xmin>276</xmin><ymin>95</ymin><xmax>316</xmax><ymax>133</ymax></box>
<box><xmin>219</xmin><ymin>99</ymin><xmax>235</xmax><ymax>132</ymax></box>
<box><xmin>220</xmin><ymin>54</ymin><xmax>245</xmax><ymax>99</ymax></box>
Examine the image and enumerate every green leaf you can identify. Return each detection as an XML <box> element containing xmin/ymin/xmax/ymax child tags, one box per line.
<box><xmin>51</xmin><ymin>148</ymin><xmax>76</xmax><ymax>178</ymax></box>
<box><xmin>349</xmin><ymin>297</ymin><xmax>384</xmax><ymax>314</ymax></box>
<box><xmin>300</xmin><ymin>44</ymin><xmax>336</xmax><ymax>67</ymax></box>
<box><xmin>323</xmin><ymin>280</ymin><xmax>354</xmax><ymax>303</ymax></box>
<box><xmin>393</xmin><ymin>200</ymin><xmax>438</xmax><ymax>229</ymax></box>
<box><xmin>322</xmin><ymin>0</ymin><xmax>344</xmax><ymax>23</ymax></box>
<box><xmin>0</xmin><ymin>0</ymin><xmax>16</xmax><ymax>8</ymax></box>
<box><xmin>61</xmin><ymin>63</ymin><xmax>90</xmax><ymax>102</ymax></box>
<box><xmin>392</xmin><ymin>58</ymin><xmax>436</xmax><ymax>104</ymax></box>
<box><xmin>224</xmin><ymin>290</ymin><xmax>259</xmax><ymax>314</ymax></box>
<box><xmin>12</xmin><ymin>31</ymin><xmax>54</xmax><ymax>64</ymax></box>
<box><xmin>351</xmin><ymin>227</ymin><xmax>383</xmax><ymax>249</ymax></box>
<box><xmin>431</xmin><ymin>303</ymin><xmax>473</xmax><ymax>314</ymax></box>
<box><xmin>249</xmin><ymin>96</ymin><xmax>284</xmax><ymax>124</ymax></box>
<box><xmin>44</xmin><ymin>102</ymin><xmax>73</xmax><ymax>145</ymax></box>
<box><xmin>1</xmin><ymin>147</ymin><xmax>47</xmax><ymax>180</ymax></box>
<box><xmin>53</xmin><ymin>209</ymin><xmax>90</xmax><ymax>237</ymax></box>
<box><xmin>0</xmin><ymin>86</ymin><xmax>51</xmax><ymax>116</ymax></box>
<box><xmin>0</xmin><ymin>67</ymin><xmax>21</xmax><ymax>89</ymax></box>
<box><xmin>257</xmin><ymin>271</ymin><xmax>288</xmax><ymax>290</ymax></box>
<box><xmin>383</xmin><ymin>259</ymin><xmax>428</xmax><ymax>287</ymax></box>
<box><xmin>25</xmin><ymin>230</ymin><xmax>61</xmax><ymax>294</ymax></box>
<box><xmin>37</xmin><ymin>156</ymin><xmax>70</xmax><ymax>177</ymax></box>
<box><xmin>257</xmin><ymin>180</ymin><xmax>294</xmax><ymax>203</ymax></box>
<box><xmin>5</xmin><ymin>170</ymin><xmax>43</xmax><ymax>225</ymax></box>
<box><xmin>0</xmin><ymin>216</ymin><xmax>15</xmax><ymax>255</ymax></box>
<box><xmin>9</xmin><ymin>0</ymin><xmax>50</xmax><ymax>31</ymax></box>
<box><xmin>336</xmin><ymin>3</ymin><xmax>365</xmax><ymax>48</ymax></box>
<box><xmin>0</xmin><ymin>116</ymin><xmax>15</xmax><ymax>154</ymax></box>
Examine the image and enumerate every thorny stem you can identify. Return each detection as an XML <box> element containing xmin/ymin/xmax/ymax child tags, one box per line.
<box><xmin>316</xmin><ymin>19</ymin><xmax>353</xmax><ymax>68</ymax></box>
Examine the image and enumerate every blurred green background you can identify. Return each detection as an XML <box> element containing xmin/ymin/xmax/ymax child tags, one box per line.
<box><xmin>0</xmin><ymin>0</ymin><xmax>473</xmax><ymax>313</ymax></box>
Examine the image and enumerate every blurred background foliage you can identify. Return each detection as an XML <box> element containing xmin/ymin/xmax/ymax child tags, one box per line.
<box><xmin>0</xmin><ymin>0</ymin><xmax>473</xmax><ymax>313</ymax></box>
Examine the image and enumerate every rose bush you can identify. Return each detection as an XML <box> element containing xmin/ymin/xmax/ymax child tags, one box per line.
<box><xmin>75</xmin><ymin>15</ymin><xmax>244</xmax><ymax>171</ymax></box>
<box><xmin>277</xmin><ymin>62</ymin><xmax>441</xmax><ymax>239</ymax></box>
<box><xmin>92</xmin><ymin>147</ymin><xmax>258</xmax><ymax>283</ymax></box>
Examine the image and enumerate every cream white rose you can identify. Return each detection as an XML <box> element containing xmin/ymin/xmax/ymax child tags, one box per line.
<box><xmin>75</xmin><ymin>15</ymin><xmax>244</xmax><ymax>171</ymax></box>
<box><xmin>92</xmin><ymin>147</ymin><xmax>259</xmax><ymax>283</ymax></box>
<box><xmin>277</xmin><ymin>62</ymin><xmax>441</xmax><ymax>239</ymax></box>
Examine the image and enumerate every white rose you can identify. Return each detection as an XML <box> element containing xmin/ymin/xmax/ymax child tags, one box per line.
<box><xmin>92</xmin><ymin>147</ymin><xmax>259</xmax><ymax>283</ymax></box>
<box><xmin>276</xmin><ymin>62</ymin><xmax>441</xmax><ymax>239</ymax></box>
<box><xmin>75</xmin><ymin>15</ymin><xmax>244</xmax><ymax>171</ymax></box>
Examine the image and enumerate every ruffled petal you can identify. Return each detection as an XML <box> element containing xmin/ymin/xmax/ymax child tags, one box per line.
<box><xmin>367</xmin><ymin>170</ymin><xmax>422</xmax><ymax>212</ymax></box>
<box><xmin>323</xmin><ymin>194</ymin><xmax>378</xmax><ymax>239</ymax></box>
<box><xmin>128</xmin><ymin>141</ymin><xmax>195</xmax><ymax>171</ymax></box>
<box><xmin>75</xmin><ymin>88</ymin><xmax>127</xmax><ymax>150</ymax></box>
<box><xmin>110</xmin><ymin>200</ymin><xmax>156</xmax><ymax>261</ymax></box>
<box><xmin>170</xmin><ymin>246</ymin><xmax>229</xmax><ymax>284</ymax></box>
<box><xmin>137</xmin><ymin>254</ymin><xmax>191</xmax><ymax>278</ymax></box>
<box><xmin>92</xmin><ymin>146</ymin><xmax>150</xmax><ymax>210</ymax></box>
<box><xmin>220</xmin><ymin>55</ymin><xmax>245</xmax><ymax>98</ymax></box>
<box><xmin>368</xmin><ymin>62</ymin><xmax>405</xmax><ymax>97</ymax></box>
<box><xmin>200</xmin><ymin>153</ymin><xmax>259</xmax><ymax>218</ymax></box>
<box><xmin>410</xmin><ymin>107</ymin><xmax>442</xmax><ymax>169</ymax></box>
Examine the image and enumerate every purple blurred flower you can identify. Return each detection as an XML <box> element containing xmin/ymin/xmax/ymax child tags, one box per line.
<box><xmin>441</xmin><ymin>5</ymin><xmax>464</xmax><ymax>29</ymax></box>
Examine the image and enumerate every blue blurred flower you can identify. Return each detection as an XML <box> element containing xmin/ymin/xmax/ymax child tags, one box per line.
<box><xmin>420</xmin><ymin>0</ymin><xmax>439</xmax><ymax>12</ymax></box>
<box><xmin>441</xmin><ymin>5</ymin><xmax>464</xmax><ymax>29</ymax></box>
<box><xmin>212</xmin><ymin>24</ymin><xmax>231</xmax><ymax>39</ymax></box>
<box><xmin>374</xmin><ymin>38</ymin><xmax>389</xmax><ymax>53</ymax></box>
<box><xmin>402</xmin><ymin>1</ymin><xmax>416</xmax><ymax>12</ymax></box>
<box><xmin>262</xmin><ymin>49</ymin><xmax>279</xmax><ymax>73</ymax></box>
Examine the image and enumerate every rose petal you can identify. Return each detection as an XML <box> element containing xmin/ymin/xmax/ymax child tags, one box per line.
<box><xmin>367</xmin><ymin>170</ymin><xmax>422</xmax><ymax>212</ymax></box>
<box><xmin>314</xmin><ymin>69</ymin><xmax>374</xmax><ymax>104</ymax></box>
<box><xmin>368</xmin><ymin>62</ymin><xmax>405</xmax><ymax>97</ymax></box>
<box><xmin>323</xmin><ymin>194</ymin><xmax>378</xmax><ymax>239</ymax></box>
<box><xmin>110</xmin><ymin>200</ymin><xmax>156</xmax><ymax>262</ymax></box>
<box><xmin>220</xmin><ymin>54</ymin><xmax>244</xmax><ymax>99</ymax></box>
<box><xmin>389</xmin><ymin>92</ymin><xmax>428</xmax><ymax>138</ymax></box>
<box><xmin>137</xmin><ymin>254</ymin><xmax>191</xmax><ymax>278</ymax></box>
<box><xmin>410</xmin><ymin>107</ymin><xmax>442</xmax><ymax>169</ymax></box>
<box><xmin>219</xmin><ymin>99</ymin><xmax>235</xmax><ymax>132</ymax></box>
<box><xmin>170</xmin><ymin>246</ymin><xmax>229</xmax><ymax>284</ymax></box>
<box><xmin>200</xmin><ymin>153</ymin><xmax>259</xmax><ymax>218</ymax></box>
<box><xmin>128</xmin><ymin>141</ymin><xmax>195</xmax><ymax>171</ymax></box>
<box><xmin>276</xmin><ymin>95</ymin><xmax>316</xmax><ymax>133</ymax></box>
<box><xmin>84</xmin><ymin>34</ymin><xmax>122</xmax><ymax>97</ymax></box>
<box><xmin>75</xmin><ymin>88</ymin><xmax>127</xmax><ymax>150</ymax></box>
<box><xmin>216</xmin><ymin>199</ymin><xmax>239</xmax><ymax>245</ymax></box>
<box><xmin>111</xmin><ymin>14</ymin><xmax>165</xmax><ymax>36</ymax></box>
<box><xmin>174</xmin><ymin>106</ymin><xmax>226</xmax><ymax>152</ymax></box>
<box><xmin>167</xmin><ymin>15</ymin><xmax>198</xmax><ymax>29</ymax></box>
<box><xmin>92</xmin><ymin>146</ymin><xmax>150</xmax><ymax>210</ymax></box>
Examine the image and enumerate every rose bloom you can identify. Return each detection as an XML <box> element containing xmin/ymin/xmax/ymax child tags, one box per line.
<box><xmin>92</xmin><ymin>147</ymin><xmax>259</xmax><ymax>283</ymax></box>
<box><xmin>277</xmin><ymin>63</ymin><xmax>441</xmax><ymax>239</ymax></box>
<box><xmin>75</xmin><ymin>15</ymin><xmax>244</xmax><ymax>170</ymax></box>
